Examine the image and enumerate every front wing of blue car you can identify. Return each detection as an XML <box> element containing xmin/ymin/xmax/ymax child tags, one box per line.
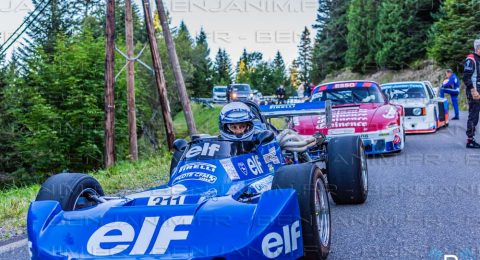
<box><xmin>28</xmin><ymin>189</ymin><xmax>304</xmax><ymax>259</ymax></box>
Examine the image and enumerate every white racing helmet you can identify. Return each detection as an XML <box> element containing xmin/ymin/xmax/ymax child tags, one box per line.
<box><xmin>219</xmin><ymin>102</ymin><xmax>255</xmax><ymax>141</ymax></box>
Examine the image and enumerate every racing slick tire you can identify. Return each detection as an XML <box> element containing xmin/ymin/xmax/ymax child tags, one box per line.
<box><xmin>36</xmin><ymin>173</ymin><xmax>104</xmax><ymax>211</ymax></box>
<box><xmin>327</xmin><ymin>136</ymin><xmax>368</xmax><ymax>204</ymax></box>
<box><xmin>272</xmin><ymin>163</ymin><xmax>331</xmax><ymax>260</ymax></box>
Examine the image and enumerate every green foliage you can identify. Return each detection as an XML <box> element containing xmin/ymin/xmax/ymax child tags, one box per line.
<box><xmin>311</xmin><ymin>0</ymin><xmax>350</xmax><ymax>82</ymax></box>
<box><xmin>4</xmin><ymin>29</ymin><xmax>108</xmax><ymax>176</ymax></box>
<box><xmin>428</xmin><ymin>0</ymin><xmax>480</xmax><ymax>70</ymax></box>
<box><xmin>297</xmin><ymin>27</ymin><xmax>313</xmax><ymax>83</ymax></box>
<box><xmin>345</xmin><ymin>0</ymin><xmax>379</xmax><ymax>73</ymax></box>
<box><xmin>376</xmin><ymin>0</ymin><xmax>439</xmax><ymax>69</ymax></box>
<box><xmin>191</xmin><ymin>29</ymin><xmax>214</xmax><ymax>97</ymax></box>
<box><xmin>213</xmin><ymin>48</ymin><xmax>233</xmax><ymax>85</ymax></box>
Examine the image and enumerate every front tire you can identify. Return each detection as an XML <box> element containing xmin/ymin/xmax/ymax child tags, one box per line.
<box><xmin>36</xmin><ymin>173</ymin><xmax>104</xmax><ymax>211</ymax></box>
<box><xmin>272</xmin><ymin>163</ymin><xmax>331</xmax><ymax>259</ymax></box>
<box><xmin>327</xmin><ymin>136</ymin><xmax>368</xmax><ymax>204</ymax></box>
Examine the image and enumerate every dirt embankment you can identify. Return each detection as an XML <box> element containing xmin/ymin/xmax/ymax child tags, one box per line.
<box><xmin>323</xmin><ymin>61</ymin><xmax>445</xmax><ymax>85</ymax></box>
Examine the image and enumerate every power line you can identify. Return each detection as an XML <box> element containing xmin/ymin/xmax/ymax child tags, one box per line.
<box><xmin>0</xmin><ymin>0</ymin><xmax>52</xmax><ymax>56</ymax></box>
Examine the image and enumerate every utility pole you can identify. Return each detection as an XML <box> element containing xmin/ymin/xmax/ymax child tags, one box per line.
<box><xmin>104</xmin><ymin>0</ymin><xmax>116</xmax><ymax>167</ymax></box>
<box><xmin>154</xmin><ymin>0</ymin><xmax>197</xmax><ymax>136</ymax></box>
<box><xmin>142</xmin><ymin>0</ymin><xmax>175</xmax><ymax>150</ymax></box>
<box><xmin>125</xmin><ymin>0</ymin><xmax>138</xmax><ymax>160</ymax></box>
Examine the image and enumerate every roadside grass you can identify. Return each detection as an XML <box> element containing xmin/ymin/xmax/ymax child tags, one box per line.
<box><xmin>0</xmin><ymin>155</ymin><xmax>171</xmax><ymax>240</ymax></box>
<box><xmin>0</xmin><ymin>102</ymin><xmax>220</xmax><ymax>239</ymax></box>
<box><xmin>174</xmin><ymin>103</ymin><xmax>221</xmax><ymax>138</ymax></box>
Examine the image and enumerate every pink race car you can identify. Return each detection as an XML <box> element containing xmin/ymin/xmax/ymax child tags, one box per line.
<box><xmin>293</xmin><ymin>81</ymin><xmax>405</xmax><ymax>154</ymax></box>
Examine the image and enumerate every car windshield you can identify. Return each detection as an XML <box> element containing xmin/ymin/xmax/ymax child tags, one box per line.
<box><xmin>382</xmin><ymin>84</ymin><xmax>426</xmax><ymax>100</ymax></box>
<box><xmin>214</xmin><ymin>86</ymin><xmax>227</xmax><ymax>92</ymax></box>
<box><xmin>232</xmin><ymin>84</ymin><xmax>250</xmax><ymax>92</ymax></box>
<box><xmin>182</xmin><ymin>139</ymin><xmax>256</xmax><ymax>160</ymax></box>
<box><xmin>311</xmin><ymin>86</ymin><xmax>385</xmax><ymax>105</ymax></box>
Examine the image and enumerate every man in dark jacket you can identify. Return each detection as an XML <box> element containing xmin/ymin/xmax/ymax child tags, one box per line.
<box><xmin>276</xmin><ymin>85</ymin><xmax>286</xmax><ymax>104</ymax></box>
<box><xmin>463</xmin><ymin>39</ymin><xmax>480</xmax><ymax>148</ymax></box>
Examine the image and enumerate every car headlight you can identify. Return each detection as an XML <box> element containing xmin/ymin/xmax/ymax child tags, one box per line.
<box><xmin>232</xmin><ymin>93</ymin><xmax>237</xmax><ymax>99</ymax></box>
<box><xmin>413</xmin><ymin>108</ymin><xmax>422</xmax><ymax>116</ymax></box>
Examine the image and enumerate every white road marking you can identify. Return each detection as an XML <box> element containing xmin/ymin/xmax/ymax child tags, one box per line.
<box><xmin>0</xmin><ymin>239</ymin><xmax>27</xmax><ymax>254</ymax></box>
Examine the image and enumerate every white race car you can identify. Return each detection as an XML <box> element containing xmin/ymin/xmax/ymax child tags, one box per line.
<box><xmin>381</xmin><ymin>81</ymin><xmax>449</xmax><ymax>134</ymax></box>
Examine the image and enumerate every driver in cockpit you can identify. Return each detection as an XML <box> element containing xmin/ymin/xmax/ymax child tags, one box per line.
<box><xmin>219</xmin><ymin>102</ymin><xmax>255</xmax><ymax>141</ymax></box>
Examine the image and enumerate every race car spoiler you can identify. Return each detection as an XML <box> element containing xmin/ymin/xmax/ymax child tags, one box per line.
<box><xmin>260</xmin><ymin>101</ymin><xmax>332</xmax><ymax>124</ymax></box>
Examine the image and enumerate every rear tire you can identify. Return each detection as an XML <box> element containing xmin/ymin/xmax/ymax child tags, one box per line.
<box><xmin>272</xmin><ymin>163</ymin><xmax>331</xmax><ymax>260</ymax></box>
<box><xmin>36</xmin><ymin>173</ymin><xmax>104</xmax><ymax>211</ymax></box>
<box><xmin>327</xmin><ymin>136</ymin><xmax>368</xmax><ymax>204</ymax></box>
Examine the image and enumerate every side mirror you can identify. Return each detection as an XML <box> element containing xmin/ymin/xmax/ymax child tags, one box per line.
<box><xmin>173</xmin><ymin>139</ymin><xmax>188</xmax><ymax>152</ymax></box>
<box><xmin>255</xmin><ymin>130</ymin><xmax>275</xmax><ymax>145</ymax></box>
<box><xmin>432</xmin><ymin>87</ymin><xmax>439</xmax><ymax>97</ymax></box>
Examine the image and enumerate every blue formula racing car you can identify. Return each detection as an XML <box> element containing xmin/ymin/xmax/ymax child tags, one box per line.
<box><xmin>28</xmin><ymin>101</ymin><xmax>368</xmax><ymax>260</ymax></box>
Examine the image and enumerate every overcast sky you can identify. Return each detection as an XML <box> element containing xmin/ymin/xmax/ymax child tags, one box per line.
<box><xmin>0</xmin><ymin>0</ymin><xmax>319</xmax><ymax>65</ymax></box>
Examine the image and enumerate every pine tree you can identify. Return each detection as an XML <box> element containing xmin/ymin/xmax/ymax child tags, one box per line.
<box><xmin>191</xmin><ymin>28</ymin><xmax>214</xmax><ymax>97</ymax></box>
<box><xmin>429</xmin><ymin>0</ymin><xmax>480</xmax><ymax>70</ymax></box>
<box><xmin>21</xmin><ymin>0</ymin><xmax>76</xmax><ymax>57</ymax></box>
<box><xmin>311</xmin><ymin>0</ymin><xmax>350</xmax><ymax>81</ymax></box>
<box><xmin>376</xmin><ymin>0</ymin><xmax>440</xmax><ymax>69</ymax></box>
<box><xmin>214</xmin><ymin>49</ymin><xmax>233</xmax><ymax>85</ymax></box>
<box><xmin>345</xmin><ymin>0</ymin><xmax>379</xmax><ymax>73</ymax></box>
<box><xmin>272</xmin><ymin>51</ymin><xmax>287</xmax><ymax>87</ymax></box>
<box><xmin>297</xmin><ymin>27</ymin><xmax>312</xmax><ymax>83</ymax></box>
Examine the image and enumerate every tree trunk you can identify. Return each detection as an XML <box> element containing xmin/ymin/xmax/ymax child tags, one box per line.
<box><xmin>142</xmin><ymin>0</ymin><xmax>175</xmax><ymax>150</ymax></box>
<box><xmin>125</xmin><ymin>0</ymin><xmax>138</xmax><ymax>160</ymax></box>
<box><xmin>104</xmin><ymin>0</ymin><xmax>116</xmax><ymax>167</ymax></box>
<box><xmin>154</xmin><ymin>0</ymin><xmax>197</xmax><ymax>136</ymax></box>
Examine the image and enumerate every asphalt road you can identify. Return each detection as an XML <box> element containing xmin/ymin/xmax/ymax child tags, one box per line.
<box><xmin>2</xmin><ymin>111</ymin><xmax>479</xmax><ymax>260</ymax></box>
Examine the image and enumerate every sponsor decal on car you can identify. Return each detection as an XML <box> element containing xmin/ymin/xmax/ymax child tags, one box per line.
<box><xmin>87</xmin><ymin>216</ymin><xmax>193</xmax><ymax>256</ymax></box>
<box><xmin>177</xmin><ymin>162</ymin><xmax>216</xmax><ymax>173</ymax></box>
<box><xmin>172</xmin><ymin>172</ymin><xmax>217</xmax><ymax>184</ymax></box>
<box><xmin>250</xmin><ymin>175</ymin><xmax>274</xmax><ymax>194</ymax></box>
<box><xmin>238</xmin><ymin>162</ymin><xmax>248</xmax><ymax>175</ymax></box>
<box><xmin>268</xmin><ymin>164</ymin><xmax>274</xmax><ymax>173</ymax></box>
<box><xmin>261</xmin><ymin>220</ymin><xmax>301</xmax><ymax>259</ymax></box>
<box><xmin>247</xmin><ymin>155</ymin><xmax>264</xmax><ymax>175</ymax></box>
<box><xmin>185</xmin><ymin>143</ymin><xmax>220</xmax><ymax>158</ymax></box>
<box><xmin>317</xmin><ymin>109</ymin><xmax>369</xmax><ymax>129</ymax></box>
<box><xmin>333</xmin><ymin>82</ymin><xmax>356</xmax><ymax>89</ymax></box>
<box><xmin>220</xmin><ymin>159</ymin><xmax>240</xmax><ymax>180</ymax></box>
<box><xmin>263</xmin><ymin>147</ymin><xmax>281</xmax><ymax>164</ymax></box>
<box><xmin>269</xmin><ymin>104</ymin><xmax>296</xmax><ymax>109</ymax></box>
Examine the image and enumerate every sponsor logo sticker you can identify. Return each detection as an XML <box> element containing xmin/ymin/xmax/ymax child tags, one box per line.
<box><xmin>220</xmin><ymin>159</ymin><xmax>240</xmax><ymax>180</ymax></box>
<box><xmin>247</xmin><ymin>155</ymin><xmax>264</xmax><ymax>175</ymax></box>
<box><xmin>177</xmin><ymin>162</ymin><xmax>216</xmax><ymax>173</ymax></box>
<box><xmin>263</xmin><ymin>147</ymin><xmax>281</xmax><ymax>164</ymax></box>
<box><xmin>172</xmin><ymin>172</ymin><xmax>217</xmax><ymax>184</ymax></box>
<box><xmin>238</xmin><ymin>162</ymin><xmax>248</xmax><ymax>175</ymax></box>
<box><xmin>185</xmin><ymin>143</ymin><xmax>220</xmax><ymax>158</ymax></box>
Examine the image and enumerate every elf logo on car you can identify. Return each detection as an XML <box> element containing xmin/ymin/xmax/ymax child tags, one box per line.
<box><xmin>87</xmin><ymin>215</ymin><xmax>193</xmax><ymax>256</ymax></box>
<box><xmin>262</xmin><ymin>220</ymin><xmax>301</xmax><ymax>259</ymax></box>
<box><xmin>185</xmin><ymin>143</ymin><xmax>220</xmax><ymax>158</ymax></box>
<box><xmin>247</xmin><ymin>155</ymin><xmax>263</xmax><ymax>175</ymax></box>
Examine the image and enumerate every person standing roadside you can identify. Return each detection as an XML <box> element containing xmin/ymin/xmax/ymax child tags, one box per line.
<box><xmin>276</xmin><ymin>85</ymin><xmax>286</xmax><ymax>104</ymax></box>
<box><xmin>440</xmin><ymin>69</ymin><xmax>460</xmax><ymax>120</ymax></box>
<box><xmin>463</xmin><ymin>39</ymin><xmax>480</xmax><ymax>148</ymax></box>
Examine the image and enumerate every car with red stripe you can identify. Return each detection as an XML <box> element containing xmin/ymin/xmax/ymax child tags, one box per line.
<box><xmin>381</xmin><ymin>81</ymin><xmax>449</xmax><ymax>133</ymax></box>
<box><xmin>292</xmin><ymin>81</ymin><xmax>405</xmax><ymax>154</ymax></box>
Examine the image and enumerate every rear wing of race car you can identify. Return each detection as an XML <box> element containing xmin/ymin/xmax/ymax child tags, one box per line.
<box><xmin>259</xmin><ymin>100</ymin><xmax>333</xmax><ymax>126</ymax></box>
